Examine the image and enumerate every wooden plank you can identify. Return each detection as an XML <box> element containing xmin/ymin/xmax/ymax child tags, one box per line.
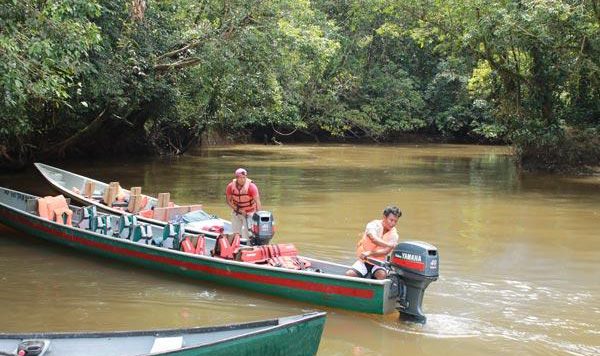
<box><xmin>153</xmin><ymin>205</ymin><xmax>200</xmax><ymax>221</ymax></box>
<box><xmin>189</xmin><ymin>204</ymin><xmax>203</xmax><ymax>211</ymax></box>
<box><xmin>153</xmin><ymin>207</ymin><xmax>167</xmax><ymax>221</ymax></box>
<box><xmin>157</xmin><ymin>192</ymin><xmax>170</xmax><ymax>208</ymax></box>
<box><xmin>83</xmin><ymin>181</ymin><xmax>95</xmax><ymax>198</ymax></box>
<box><xmin>103</xmin><ymin>182</ymin><xmax>120</xmax><ymax>206</ymax></box>
<box><xmin>128</xmin><ymin>194</ymin><xmax>143</xmax><ymax>213</ymax></box>
<box><xmin>130</xmin><ymin>186</ymin><xmax>142</xmax><ymax>196</ymax></box>
<box><xmin>167</xmin><ymin>206</ymin><xmax>192</xmax><ymax>221</ymax></box>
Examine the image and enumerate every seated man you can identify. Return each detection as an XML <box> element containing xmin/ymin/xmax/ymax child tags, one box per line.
<box><xmin>345</xmin><ymin>206</ymin><xmax>401</xmax><ymax>280</ymax></box>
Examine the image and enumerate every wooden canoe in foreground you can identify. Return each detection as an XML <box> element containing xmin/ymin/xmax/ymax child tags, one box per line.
<box><xmin>0</xmin><ymin>312</ymin><xmax>326</xmax><ymax>356</ymax></box>
<box><xmin>0</xmin><ymin>187</ymin><xmax>398</xmax><ymax>315</ymax></box>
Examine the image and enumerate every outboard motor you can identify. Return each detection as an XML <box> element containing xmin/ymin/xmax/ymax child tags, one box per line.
<box><xmin>249</xmin><ymin>211</ymin><xmax>275</xmax><ymax>246</ymax></box>
<box><xmin>16</xmin><ymin>339</ymin><xmax>50</xmax><ymax>356</ymax></box>
<box><xmin>389</xmin><ymin>241</ymin><xmax>439</xmax><ymax>323</ymax></box>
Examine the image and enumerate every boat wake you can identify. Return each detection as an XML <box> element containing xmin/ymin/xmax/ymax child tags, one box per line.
<box><xmin>378</xmin><ymin>314</ymin><xmax>483</xmax><ymax>339</ymax></box>
<box><xmin>377</xmin><ymin>276</ymin><xmax>600</xmax><ymax>355</ymax></box>
<box><xmin>377</xmin><ymin>313</ymin><xmax>599</xmax><ymax>355</ymax></box>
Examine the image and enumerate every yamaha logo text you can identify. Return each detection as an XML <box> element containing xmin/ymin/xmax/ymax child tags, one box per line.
<box><xmin>400</xmin><ymin>252</ymin><xmax>422</xmax><ymax>262</ymax></box>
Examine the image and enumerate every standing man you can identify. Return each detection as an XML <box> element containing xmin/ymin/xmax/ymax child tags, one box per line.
<box><xmin>225</xmin><ymin>168</ymin><xmax>262</xmax><ymax>241</ymax></box>
<box><xmin>346</xmin><ymin>206</ymin><xmax>401</xmax><ymax>280</ymax></box>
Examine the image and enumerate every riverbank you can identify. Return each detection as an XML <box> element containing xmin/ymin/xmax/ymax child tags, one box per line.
<box><xmin>1</xmin><ymin>131</ymin><xmax>598</xmax><ymax>177</ymax></box>
<box><xmin>516</xmin><ymin>128</ymin><xmax>600</xmax><ymax>175</ymax></box>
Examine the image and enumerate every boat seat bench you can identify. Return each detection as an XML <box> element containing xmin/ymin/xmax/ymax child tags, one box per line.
<box><xmin>130</xmin><ymin>223</ymin><xmax>154</xmax><ymax>244</ymax></box>
<box><xmin>159</xmin><ymin>222</ymin><xmax>185</xmax><ymax>249</ymax></box>
<box><xmin>78</xmin><ymin>205</ymin><xmax>97</xmax><ymax>230</ymax></box>
<box><xmin>74</xmin><ymin>207</ymin><xmax>207</xmax><ymax>255</ymax></box>
<box><xmin>117</xmin><ymin>215</ymin><xmax>138</xmax><ymax>239</ymax></box>
<box><xmin>76</xmin><ymin>206</ymin><xmax>114</xmax><ymax>236</ymax></box>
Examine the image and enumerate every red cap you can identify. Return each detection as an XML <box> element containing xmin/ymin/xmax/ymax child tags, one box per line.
<box><xmin>235</xmin><ymin>168</ymin><xmax>247</xmax><ymax>176</ymax></box>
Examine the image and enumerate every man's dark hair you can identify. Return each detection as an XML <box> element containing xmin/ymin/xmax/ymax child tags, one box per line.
<box><xmin>383</xmin><ymin>206</ymin><xmax>401</xmax><ymax>218</ymax></box>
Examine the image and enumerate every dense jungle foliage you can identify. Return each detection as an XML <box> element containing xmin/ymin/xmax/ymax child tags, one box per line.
<box><xmin>1</xmin><ymin>0</ymin><xmax>599</xmax><ymax>172</ymax></box>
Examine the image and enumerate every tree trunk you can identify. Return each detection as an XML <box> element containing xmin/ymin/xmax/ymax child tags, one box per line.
<box><xmin>131</xmin><ymin>0</ymin><xmax>146</xmax><ymax>22</ymax></box>
<box><xmin>530</xmin><ymin>46</ymin><xmax>554</xmax><ymax>124</ymax></box>
<box><xmin>42</xmin><ymin>108</ymin><xmax>108</xmax><ymax>158</ymax></box>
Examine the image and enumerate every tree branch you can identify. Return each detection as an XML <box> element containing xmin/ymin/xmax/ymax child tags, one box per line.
<box><xmin>154</xmin><ymin>58</ymin><xmax>202</xmax><ymax>72</ymax></box>
<box><xmin>47</xmin><ymin>108</ymin><xmax>108</xmax><ymax>157</ymax></box>
<box><xmin>156</xmin><ymin>40</ymin><xmax>202</xmax><ymax>61</ymax></box>
<box><xmin>153</xmin><ymin>10</ymin><xmax>258</xmax><ymax>73</ymax></box>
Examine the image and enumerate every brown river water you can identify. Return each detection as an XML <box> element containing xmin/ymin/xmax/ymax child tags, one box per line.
<box><xmin>0</xmin><ymin>144</ymin><xmax>599</xmax><ymax>355</ymax></box>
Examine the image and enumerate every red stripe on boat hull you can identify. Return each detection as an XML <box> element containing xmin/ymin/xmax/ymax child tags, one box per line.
<box><xmin>0</xmin><ymin>209</ymin><xmax>374</xmax><ymax>300</ymax></box>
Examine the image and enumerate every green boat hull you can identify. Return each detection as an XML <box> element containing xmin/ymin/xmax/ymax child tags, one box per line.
<box><xmin>0</xmin><ymin>312</ymin><xmax>326</xmax><ymax>356</ymax></box>
<box><xmin>166</xmin><ymin>314</ymin><xmax>325</xmax><ymax>356</ymax></box>
<box><xmin>0</xmin><ymin>188</ymin><xmax>393</xmax><ymax>315</ymax></box>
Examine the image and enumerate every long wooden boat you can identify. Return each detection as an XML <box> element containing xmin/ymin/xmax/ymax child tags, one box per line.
<box><xmin>34</xmin><ymin>163</ymin><xmax>229</xmax><ymax>238</ymax></box>
<box><xmin>0</xmin><ymin>187</ymin><xmax>403</xmax><ymax>315</ymax></box>
<box><xmin>0</xmin><ymin>312</ymin><xmax>326</xmax><ymax>356</ymax></box>
<box><xmin>32</xmin><ymin>163</ymin><xmax>439</xmax><ymax>319</ymax></box>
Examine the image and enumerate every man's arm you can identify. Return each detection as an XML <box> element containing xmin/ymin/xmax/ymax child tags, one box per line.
<box><xmin>225</xmin><ymin>185</ymin><xmax>237</xmax><ymax>211</ymax></box>
<box><xmin>254</xmin><ymin>195</ymin><xmax>262</xmax><ymax>211</ymax></box>
<box><xmin>226</xmin><ymin>195</ymin><xmax>236</xmax><ymax>211</ymax></box>
<box><xmin>250</xmin><ymin>184</ymin><xmax>261</xmax><ymax>211</ymax></box>
<box><xmin>366</xmin><ymin>232</ymin><xmax>396</xmax><ymax>249</ymax></box>
<box><xmin>361</xmin><ymin>245</ymin><xmax>393</xmax><ymax>259</ymax></box>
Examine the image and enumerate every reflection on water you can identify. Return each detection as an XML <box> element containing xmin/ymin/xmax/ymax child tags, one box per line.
<box><xmin>1</xmin><ymin>144</ymin><xmax>599</xmax><ymax>355</ymax></box>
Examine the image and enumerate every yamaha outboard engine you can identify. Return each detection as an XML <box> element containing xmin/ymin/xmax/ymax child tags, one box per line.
<box><xmin>249</xmin><ymin>211</ymin><xmax>275</xmax><ymax>246</ymax></box>
<box><xmin>389</xmin><ymin>241</ymin><xmax>439</xmax><ymax>323</ymax></box>
<box><xmin>16</xmin><ymin>339</ymin><xmax>50</xmax><ymax>356</ymax></box>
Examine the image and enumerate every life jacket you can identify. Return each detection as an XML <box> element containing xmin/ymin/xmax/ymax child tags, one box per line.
<box><xmin>138</xmin><ymin>209</ymin><xmax>154</xmax><ymax>219</ymax></box>
<box><xmin>38</xmin><ymin>195</ymin><xmax>73</xmax><ymax>226</ymax></box>
<box><xmin>213</xmin><ymin>234</ymin><xmax>241</xmax><ymax>259</ymax></box>
<box><xmin>230</xmin><ymin>179</ymin><xmax>255</xmax><ymax>214</ymax></box>
<box><xmin>181</xmin><ymin>235</ymin><xmax>206</xmax><ymax>255</ymax></box>
<box><xmin>237</xmin><ymin>246</ymin><xmax>269</xmax><ymax>263</ymax></box>
<box><xmin>237</xmin><ymin>243</ymin><xmax>310</xmax><ymax>270</ymax></box>
<box><xmin>237</xmin><ymin>243</ymin><xmax>298</xmax><ymax>263</ymax></box>
<box><xmin>356</xmin><ymin>222</ymin><xmax>397</xmax><ymax>261</ymax></box>
<box><xmin>206</xmin><ymin>225</ymin><xmax>224</xmax><ymax>234</ymax></box>
<box><xmin>268</xmin><ymin>256</ymin><xmax>312</xmax><ymax>270</ymax></box>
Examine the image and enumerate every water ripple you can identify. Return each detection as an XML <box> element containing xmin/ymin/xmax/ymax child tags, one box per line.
<box><xmin>426</xmin><ymin>276</ymin><xmax>600</xmax><ymax>355</ymax></box>
<box><xmin>379</xmin><ymin>314</ymin><xmax>483</xmax><ymax>339</ymax></box>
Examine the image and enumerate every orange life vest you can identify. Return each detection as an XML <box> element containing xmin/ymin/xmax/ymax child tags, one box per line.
<box><xmin>37</xmin><ymin>195</ymin><xmax>73</xmax><ymax>226</ymax></box>
<box><xmin>230</xmin><ymin>178</ymin><xmax>256</xmax><ymax>213</ymax></box>
<box><xmin>181</xmin><ymin>235</ymin><xmax>205</xmax><ymax>255</ymax></box>
<box><xmin>213</xmin><ymin>234</ymin><xmax>241</xmax><ymax>259</ymax></box>
<box><xmin>356</xmin><ymin>223</ymin><xmax>397</xmax><ymax>261</ymax></box>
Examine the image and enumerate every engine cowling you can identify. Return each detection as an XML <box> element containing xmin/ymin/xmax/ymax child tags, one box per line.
<box><xmin>249</xmin><ymin>211</ymin><xmax>275</xmax><ymax>246</ymax></box>
<box><xmin>389</xmin><ymin>241</ymin><xmax>439</xmax><ymax>322</ymax></box>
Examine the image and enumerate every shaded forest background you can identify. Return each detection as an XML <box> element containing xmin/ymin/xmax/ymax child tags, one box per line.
<box><xmin>1</xmin><ymin>0</ymin><xmax>598</xmax><ymax>172</ymax></box>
